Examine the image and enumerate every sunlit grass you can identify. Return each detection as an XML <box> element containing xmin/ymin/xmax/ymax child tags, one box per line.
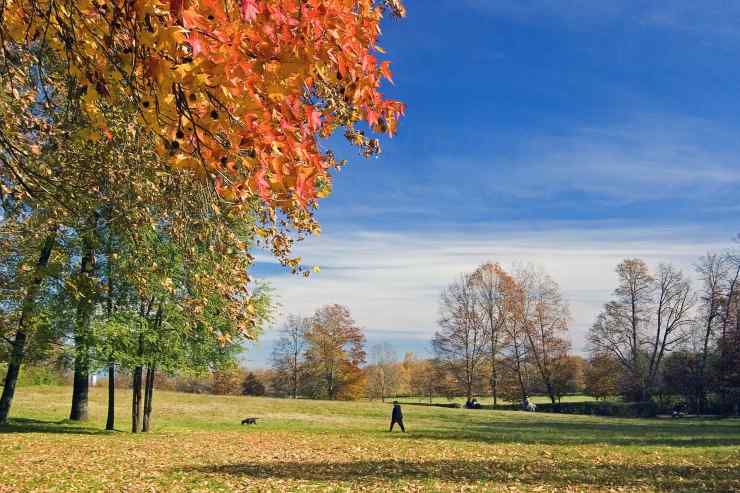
<box><xmin>0</xmin><ymin>386</ymin><xmax>738</xmax><ymax>492</ymax></box>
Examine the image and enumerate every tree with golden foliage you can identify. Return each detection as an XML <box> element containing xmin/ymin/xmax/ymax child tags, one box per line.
<box><xmin>303</xmin><ymin>304</ymin><xmax>366</xmax><ymax>400</ymax></box>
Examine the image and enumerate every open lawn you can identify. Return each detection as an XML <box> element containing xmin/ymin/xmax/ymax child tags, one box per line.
<box><xmin>1</xmin><ymin>386</ymin><xmax>739</xmax><ymax>492</ymax></box>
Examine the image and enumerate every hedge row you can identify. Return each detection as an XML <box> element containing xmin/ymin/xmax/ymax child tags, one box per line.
<box><xmin>400</xmin><ymin>400</ymin><xmax>658</xmax><ymax>417</ymax></box>
<box><xmin>397</xmin><ymin>401</ymin><xmax>462</xmax><ymax>409</ymax></box>
<box><xmin>481</xmin><ymin>400</ymin><xmax>658</xmax><ymax>417</ymax></box>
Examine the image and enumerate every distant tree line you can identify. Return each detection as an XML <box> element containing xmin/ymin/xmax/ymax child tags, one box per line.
<box><xmin>398</xmin><ymin>249</ymin><xmax>740</xmax><ymax>415</ymax></box>
<box><xmin>588</xmin><ymin>252</ymin><xmax>740</xmax><ymax>414</ymax></box>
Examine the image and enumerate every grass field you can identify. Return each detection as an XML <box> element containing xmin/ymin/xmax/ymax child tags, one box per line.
<box><xmin>1</xmin><ymin>386</ymin><xmax>739</xmax><ymax>492</ymax></box>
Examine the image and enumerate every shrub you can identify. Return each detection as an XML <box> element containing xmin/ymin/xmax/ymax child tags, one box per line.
<box><xmin>241</xmin><ymin>372</ymin><xmax>266</xmax><ymax>396</ymax></box>
<box><xmin>0</xmin><ymin>364</ymin><xmax>66</xmax><ymax>387</ymax></box>
<box><xmin>399</xmin><ymin>402</ymin><xmax>461</xmax><ymax>409</ymax></box>
<box><xmin>534</xmin><ymin>400</ymin><xmax>657</xmax><ymax>418</ymax></box>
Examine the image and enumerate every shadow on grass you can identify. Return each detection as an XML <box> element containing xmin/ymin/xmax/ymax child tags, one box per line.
<box><xmin>182</xmin><ymin>458</ymin><xmax>737</xmax><ymax>491</ymax></box>
<box><xmin>407</xmin><ymin>415</ymin><xmax>740</xmax><ymax>447</ymax></box>
<box><xmin>0</xmin><ymin>418</ymin><xmax>111</xmax><ymax>435</ymax></box>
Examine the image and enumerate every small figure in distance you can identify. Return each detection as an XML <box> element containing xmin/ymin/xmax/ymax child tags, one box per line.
<box><xmin>466</xmin><ymin>398</ymin><xmax>481</xmax><ymax>409</ymax></box>
<box><xmin>389</xmin><ymin>401</ymin><xmax>405</xmax><ymax>432</ymax></box>
<box><xmin>671</xmin><ymin>402</ymin><xmax>685</xmax><ymax>419</ymax></box>
<box><xmin>522</xmin><ymin>396</ymin><xmax>536</xmax><ymax>412</ymax></box>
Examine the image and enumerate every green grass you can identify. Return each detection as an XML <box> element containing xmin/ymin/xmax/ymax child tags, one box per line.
<box><xmin>1</xmin><ymin>386</ymin><xmax>738</xmax><ymax>492</ymax></box>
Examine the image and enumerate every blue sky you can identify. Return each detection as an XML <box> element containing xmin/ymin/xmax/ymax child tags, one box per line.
<box><xmin>243</xmin><ymin>0</ymin><xmax>740</xmax><ymax>367</ymax></box>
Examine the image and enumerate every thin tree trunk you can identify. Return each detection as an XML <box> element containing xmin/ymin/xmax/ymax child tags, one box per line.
<box><xmin>105</xmin><ymin>232</ymin><xmax>115</xmax><ymax>431</ymax></box>
<box><xmin>142</xmin><ymin>364</ymin><xmax>156</xmax><ymax>432</ymax></box>
<box><xmin>70</xmin><ymin>236</ymin><xmax>96</xmax><ymax>421</ymax></box>
<box><xmin>0</xmin><ymin>230</ymin><xmax>57</xmax><ymax>424</ymax></box>
<box><xmin>131</xmin><ymin>365</ymin><xmax>142</xmax><ymax>433</ymax></box>
<box><xmin>131</xmin><ymin>331</ymin><xmax>144</xmax><ymax>433</ymax></box>
<box><xmin>491</xmin><ymin>366</ymin><xmax>498</xmax><ymax>406</ymax></box>
<box><xmin>105</xmin><ymin>362</ymin><xmax>115</xmax><ymax>431</ymax></box>
<box><xmin>547</xmin><ymin>382</ymin><xmax>556</xmax><ymax>404</ymax></box>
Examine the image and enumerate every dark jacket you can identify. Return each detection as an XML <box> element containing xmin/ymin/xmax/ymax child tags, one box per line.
<box><xmin>392</xmin><ymin>404</ymin><xmax>403</xmax><ymax>421</ymax></box>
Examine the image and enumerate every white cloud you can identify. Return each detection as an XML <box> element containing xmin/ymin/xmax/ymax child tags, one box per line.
<box><xmin>257</xmin><ymin>223</ymin><xmax>736</xmax><ymax>358</ymax></box>
<box><xmin>423</xmin><ymin>113</ymin><xmax>740</xmax><ymax>207</ymax></box>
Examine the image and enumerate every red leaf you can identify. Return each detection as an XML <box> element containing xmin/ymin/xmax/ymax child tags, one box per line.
<box><xmin>380</xmin><ymin>61</ymin><xmax>394</xmax><ymax>84</ymax></box>
<box><xmin>307</xmin><ymin>107</ymin><xmax>322</xmax><ymax>132</ymax></box>
<box><xmin>241</xmin><ymin>0</ymin><xmax>259</xmax><ymax>22</ymax></box>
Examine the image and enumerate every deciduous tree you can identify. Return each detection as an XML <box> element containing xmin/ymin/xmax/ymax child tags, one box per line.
<box><xmin>433</xmin><ymin>274</ymin><xmax>489</xmax><ymax>402</ymax></box>
<box><xmin>271</xmin><ymin>314</ymin><xmax>308</xmax><ymax>399</ymax></box>
<box><xmin>470</xmin><ymin>262</ymin><xmax>515</xmax><ymax>405</ymax></box>
<box><xmin>589</xmin><ymin>259</ymin><xmax>693</xmax><ymax>401</ymax></box>
<box><xmin>303</xmin><ymin>304</ymin><xmax>366</xmax><ymax>400</ymax></box>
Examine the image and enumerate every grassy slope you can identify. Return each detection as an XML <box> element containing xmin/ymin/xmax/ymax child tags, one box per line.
<box><xmin>0</xmin><ymin>386</ymin><xmax>738</xmax><ymax>492</ymax></box>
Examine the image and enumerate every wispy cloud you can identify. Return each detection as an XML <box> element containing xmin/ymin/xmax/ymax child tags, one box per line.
<box><xmin>253</xmin><ymin>222</ymin><xmax>735</xmax><ymax>366</ymax></box>
<box><xmin>483</xmin><ymin>113</ymin><xmax>740</xmax><ymax>203</ymax></box>
<box><xmin>329</xmin><ymin>112</ymin><xmax>740</xmax><ymax>225</ymax></box>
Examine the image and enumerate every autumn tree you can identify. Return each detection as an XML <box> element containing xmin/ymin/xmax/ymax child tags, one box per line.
<box><xmin>433</xmin><ymin>274</ymin><xmax>489</xmax><ymax>401</ymax></box>
<box><xmin>408</xmin><ymin>358</ymin><xmax>438</xmax><ymax>404</ymax></box>
<box><xmin>241</xmin><ymin>372</ymin><xmax>267</xmax><ymax>396</ymax></box>
<box><xmin>271</xmin><ymin>314</ymin><xmax>308</xmax><ymax>399</ymax></box>
<box><xmin>303</xmin><ymin>305</ymin><xmax>366</xmax><ymax>400</ymax></box>
<box><xmin>0</xmin><ymin>0</ymin><xmax>406</xmax><ymax>423</ymax></box>
<box><xmin>517</xmin><ymin>266</ymin><xmax>570</xmax><ymax>404</ymax></box>
<box><xmin>549</xmin><ymin>355</ymin><xmax>586</xmax><ymax>401</ymax></box>
<box><xmin>660</xmin><ymin>351</ymin><xmax>704</xmax><ymax>411</ymax></box>
<box><xmin>1</xmin><ymin>0</ymin><xmax>406</xmax><ymax>261</ymax></box>
<box><xmin>365</xmin><ymin>342</ymin><xmax>401</xmax><ymax>401</ymax></box>
<box><xmin>694</xmin><ymin>253</ymin><xmax>740</xmax><ymax>412</ymax></box>
<box><xmin>470</xmin><ymin>262</ymin><xmax>515</xmax><ymax>405</ymax></box>
<box><xmin>584</xmin><ymin>353</ymin><xmax>622</xmax><ymax>400</ymax></box>
<box><xmin>500</xmin><ymin>270</ymin><xmax>532</xmax><ymax>403</ymax></box>
<box><xmin>589</xmin><ymin>260</ymin><xmax>693</xmax><ymax>401</ymax></box>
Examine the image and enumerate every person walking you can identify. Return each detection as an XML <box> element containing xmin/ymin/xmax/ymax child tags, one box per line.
<box><xmin>389</xmin><ymin>401</ymin><xmax>405</xmax><ymax>432</ymax></box>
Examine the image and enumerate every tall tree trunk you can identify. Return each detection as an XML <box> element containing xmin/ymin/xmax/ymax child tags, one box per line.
<box><xmin>104</xmin><ymin>232</ymin><xmax>116</xmax><ymax>431</ymax></box>
<box><xmin>0</xmin><ymin>230</ymin><xmax>57</xmax><ymax>424</ymax></box>
<box><xmin>131</xmin><ymin>331</ymin><xmax>144</xmax><ymax>433</ymax></box>
<box><xmin>142</xmin><ymin>364</ymin><xmax>156</xmax><ymax>432</ymax></box>
<box><xmin>131</xmin><ymin>365</ymin><xmax>143</xmax><ymax>433</ymax></box>
<box><xmin>70</xmin><ymin>238</ymin><xmax>96</xmax><ymax>422</ymax></box>
<box><xmin>105</xmin><ymin>362</ymin><xmax>115</xmax><ymax>431</ymax></box>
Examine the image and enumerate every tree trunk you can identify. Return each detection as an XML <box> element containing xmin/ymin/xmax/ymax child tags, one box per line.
<box><xmin>69</xmin><ymin>362</ymin><xmax>89</xmax><ymax>421</ymax></box>
<box><xmin>547</xmin><ymin>382</ymin><xmax>556</xmax><ymax>404</ymax></box>
<box><xmin>105</xmin><ymin>362</ymin><xmax>115</xmax><ymax>431</ymax></box>
<box><xmin>104</xmin><ymin>232</ymin><xmax>115</xmax><ymax>431</ymax></box>
<box><xmin>70</xmin><ymin>236</ymin><xmax>96</xmax><ymax>421</ymax></box>
<box><xmin>0</xmin><ymin>230</ymin><xmax>57</xmax><ymax>424</ymax></box>
<box><xmin>142</xmin><ymin>365</ymin><xmax>156</xmax><ymax>432</ymax></box>
<box><xmin>491</xmin><ymin>361</ymin><xmax>498</xmax><ymax>406</ymax></box>
<box><xmin>131</xmin><ymin>365</ymin><xmax>143</xmax><ymax>433</ymax></box>
<box><xmin>0</xmin><ymin>332</ymin><xmax>27</xmax><ymax>424</ymax></box>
